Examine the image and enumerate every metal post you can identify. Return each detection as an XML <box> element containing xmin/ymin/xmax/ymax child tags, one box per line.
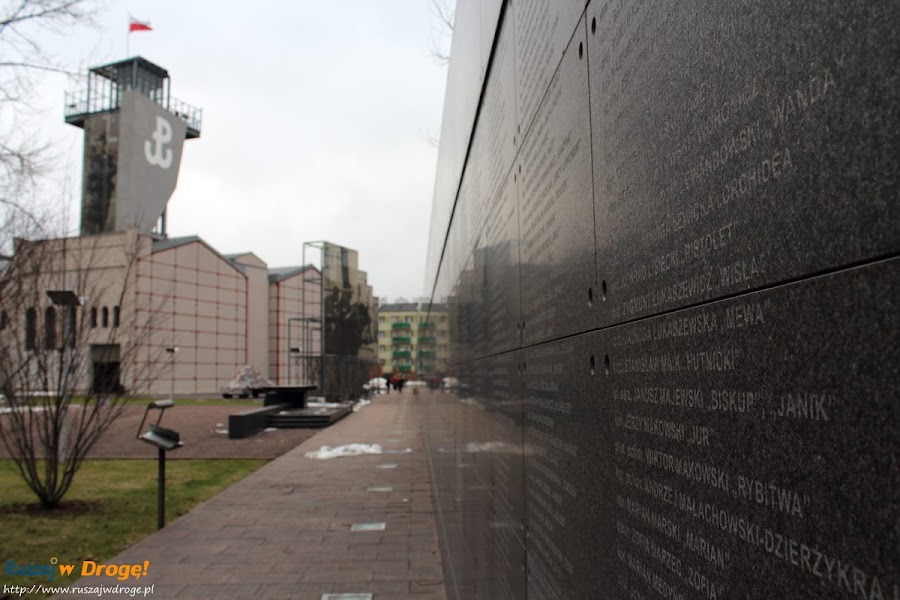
<box><xmin>157</xmin><ymin>447</ymin><xmax>166</xmax><ymax>529</ymax></box>
<box><xmin>165</xmin><ymin>347</ymin><xmax>179</xmax><ymax>400</ymax></box>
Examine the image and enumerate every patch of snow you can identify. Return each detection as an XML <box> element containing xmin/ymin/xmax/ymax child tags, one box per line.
<box><xmin>353</xmin><ymin>399</ymin><xmax>372</xmax><ymax>412</ymax></box>
<box><xmin>214</xmin><ymin>428</ymin><xmax>229</xmax><ymax>434</ymax></box>
<box><xmin>263</xmin><ymin>427</ymin><xmax>278</xmax><ymax>433</ymax></box>
<box><xmin>307</xmin><ymin>401</ymin><xmax>343</xmax><ymax>408</ymax></box>
<box><xmin>466</xmin><ymin>441</ymin><xmax>521</xmax><ymax>454</ymax></box>
<box><xmin>0</xmin><ymin>406</ymin><xmax>51</xmax><ymax>414</ymax></box>
<box><xmin>304</xmin><ymin>443</ymin><xmax>383</xmax><ymax>460</ymax></box>
<box><xmin>367</xmin><ymin>377</ymin><xmax>387</xmax><ymax>390</ymax></box>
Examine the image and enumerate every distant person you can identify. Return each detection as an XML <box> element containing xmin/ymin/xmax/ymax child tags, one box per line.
<box><xmin>398</xmin><ymin>377</ymin><xmax>406</xmax><ymax>393</ymax></box>
<box><xmin>383</xmin><ymin>375</ymin><xmax>391</xmax><ymax>394</ymax></box>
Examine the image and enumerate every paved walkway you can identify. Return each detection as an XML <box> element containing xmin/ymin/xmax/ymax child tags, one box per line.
<box><xmin>55</xmin><ymin>391</ymin><xmax>447</xmax><ymax>600</ymax></box>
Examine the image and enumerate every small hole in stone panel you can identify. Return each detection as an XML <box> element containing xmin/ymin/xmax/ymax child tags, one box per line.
<box><xmin>588</xmin><ymin>286</ymin><xmax>593</xmax><ymax>307</ymax></box>
<box><xmin>523</xmin><ymin>361</ymin><xmax>527</xmax><ymax>374</ymax></box>
<box><xmin>590</xmin><ymin>355</ymin><xmax>596</xmax><ymax>376</ymax></box>
<box><xmin>591</xmin><ymin>17</ymin><xmax>596</xmax><ymax>34</ymax></box>
<box><xmin>519</xmin><ymin>164</ymin><xmax>522</xmax><ymax>174</ymax></box>
<box><xmin>514</xmin><ymin>173</ymin><xmax>517</xmax><ymax>183</ymax></box>
<box><xmin>601</xmin><ymin>280</ymin><xmax>607</xmax><ymax>301</ymax></box>
<box><xmin>604</xmin><ymin>354</ymin><xmax>610</xmax><ymax>375</ymax></box>
<box><xmin>578</xmin><ymin>42</ymin><xmax>583</xmax><ymax>59</ymax></box>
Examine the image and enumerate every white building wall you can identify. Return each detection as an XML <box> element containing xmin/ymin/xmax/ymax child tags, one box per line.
<box><xmin>231</xmin><ymin>254</ymin><xmax>269</xmax><ymax>378</ymax></box>
<box><xmin>135</xmin><ymin>240</ymin><xmax>248</xmax><ymax>394</ymax></box>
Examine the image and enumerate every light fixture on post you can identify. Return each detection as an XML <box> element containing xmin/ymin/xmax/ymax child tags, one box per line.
<box><xmin>136</xmin><ymin>399</ymin><xmax>182</xmax><ymax>529</ymax></box>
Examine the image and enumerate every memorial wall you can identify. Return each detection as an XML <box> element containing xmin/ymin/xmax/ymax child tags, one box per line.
<box><xmin>423</xmin><ymin>1</ymin><xmax>899</xmax><ymax>599</ymax></box>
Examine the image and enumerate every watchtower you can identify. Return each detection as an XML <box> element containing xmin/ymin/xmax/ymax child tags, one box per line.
<box><xmin>65</xmin><ymin>56</ymin><xmax>202</xmax><ymax>236</ymax></box>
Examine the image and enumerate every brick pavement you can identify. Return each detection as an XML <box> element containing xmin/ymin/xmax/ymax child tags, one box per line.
<box><xmin>53</xmin><ymin>391</ymin><xmax>447</xmax><ymax>600</ymax></box>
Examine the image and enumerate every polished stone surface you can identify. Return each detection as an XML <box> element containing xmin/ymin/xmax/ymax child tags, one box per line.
<box><xmin>592</xmin><ymin>258</ymin><xmax>899</xmax><ymax>598</ymax></box>
<box><xmin>587</xmin><ymin>1</ymin><xmax>900</xmax><ymax>325</ymax></box>
<box><xmin>483</xmin><ymin>174</ymin><xmax>521</xmax><ymax>355</ymax></box>
<box><xmin>425</xmin><ymin>2</ymin><xmax>899</xmax><ymax>599</ymax></box>
<box><xmin>523</xmin><ymin>333</ymin><xmax>612</xmax><ymax>599</ymax></box>
<box><xmin>518</xmin><ymin>16</ymin><xmax>597</xmax><ymax>346</ymax></box>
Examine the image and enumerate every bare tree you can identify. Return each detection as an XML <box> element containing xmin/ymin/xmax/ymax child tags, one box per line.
<box><xmin>428</xmin><ymin>0</ymin><xmax>455</xmax><ymax>65</ymax></box>
<box><xmin>0</xmin><ymin>230</ymin><xmax>167</xmax><ymax>508</ymax></box>
<box><xmin>0</xmin><ymin>0</ymin><xmax>97</xmax><ymax>235</ymax></box>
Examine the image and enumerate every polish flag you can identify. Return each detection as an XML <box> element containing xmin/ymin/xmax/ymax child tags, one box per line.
<box><xmin>129</xmin><ymin>17</ymin><xmax>152</xmax><ymax>32</ymax></box>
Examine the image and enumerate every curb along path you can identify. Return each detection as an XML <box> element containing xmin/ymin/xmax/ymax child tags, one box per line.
<box><xmin>53</xmin><ymin>393</ymin><xmax>447</xmax><ymax>600</ymax></box>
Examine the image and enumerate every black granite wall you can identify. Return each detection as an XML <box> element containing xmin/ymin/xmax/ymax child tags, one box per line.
<box><xmin>423</xmin><ymin>1</ymin><xmax>899</xmax><ymax>599</ymax></box>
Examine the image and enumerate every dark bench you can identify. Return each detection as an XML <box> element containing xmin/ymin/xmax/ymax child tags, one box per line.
<box><xmin>228</xmin><ymin>404</ymin><xmax>289</xmax><ymax>439</ymax></box>
<box><xmin>259</xmin><ymin>385</ymin><xmax>317</xmax><ymax>409</ymax></box>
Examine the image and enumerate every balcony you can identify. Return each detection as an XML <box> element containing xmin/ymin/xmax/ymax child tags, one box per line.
<box><xmin>418</xmin><ymin>350</ymin><xmax>436</xmax><ymax>358</ymax></box>
<box><xmin>417</xmin><ymin>336</ymin><xmax>435</xmax><ymax>344</ymax></box>
<box><xmin>393</xmin><ymin>350</ymin><xmax>411</xmax><ymax>359</ymax></box>
<box><xmin>392</xmin><ymin>336</ymin><xmax>411</xmax><ymax>344</ymax></box>
<box><xmin>391</xmin><ymin>322</ymin><xmax>411</xmax><ymax>330</ymax></box>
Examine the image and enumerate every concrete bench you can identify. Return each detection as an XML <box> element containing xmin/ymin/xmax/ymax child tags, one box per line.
<box><xmin>227</xmin><ymin>403</ymin><xmax>290</xmax><ymax>439</ymax></box>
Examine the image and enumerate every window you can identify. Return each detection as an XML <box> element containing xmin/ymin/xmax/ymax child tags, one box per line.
<box><xmin>379</xmin><ymin>316</ymin><xmax>385</xmax><ymax>323</ymax></box>
<box><xmin>66</xmin><ymin>305</ymin><xmax>77</xmax><ymax>348</ymax></box>
<box><xmin>379</xmin><ymin>359</ymin><xmax>385</xmax><ymax>365</ymax></box>
<box><xmin>90</xmin><ymin>307</ymin><xmax>98</xmax><ymax>328</ymax></box>
<box><xmin>25</xmin><ymin>308</ymin><xmax>36</xmax><ymax>350</ymax></box>
<box><xmin>101</xmin><ymin>307</ymin><xmax>109</xmax><ymax>328</ymax></box>
<box><xmin>379</xmin><ymin>345</ymin><xmax>386</xmax><ymax>352</ymax></box>
<box><xmin>391</xmin><ymin>316</ymin><xmax>399</xmax><ymax>323</ymax></box>
<box><xmin>405</xmin><ymin>316</ymin><xmax>414</xmax><ymax>323</ymax></box>
<box><xmin>112</xmin><ymin>306</ymin><xmax>120</xmax><ymax>327</ymax></box>
<box><xmin>378</xmin><ymin>331</ymin><xmax>385</xmax><ymax>338</ymax></box>
<box><xmin>44</xmin><ymin>307</ymin><xmax>57</xmax><ymax>350</ymax></box>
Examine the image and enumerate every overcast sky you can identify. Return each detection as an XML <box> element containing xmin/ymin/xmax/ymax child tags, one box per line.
<box><xmin>27</xmin><ymin>0</ymin><xmax>453</xmax><ymax>302</ymax></box>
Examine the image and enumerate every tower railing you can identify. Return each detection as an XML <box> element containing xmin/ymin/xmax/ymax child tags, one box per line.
<box><xmin>64</xmin><ymin>88</ymin><xmax>202</xmax><ymax>136</ymax></box>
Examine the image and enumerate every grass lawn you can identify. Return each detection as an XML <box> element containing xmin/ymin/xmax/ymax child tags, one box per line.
<box><xmin>0</xmin><ymin>458</ymin><xmax>266</xmax><ymax>595</ymax></box>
